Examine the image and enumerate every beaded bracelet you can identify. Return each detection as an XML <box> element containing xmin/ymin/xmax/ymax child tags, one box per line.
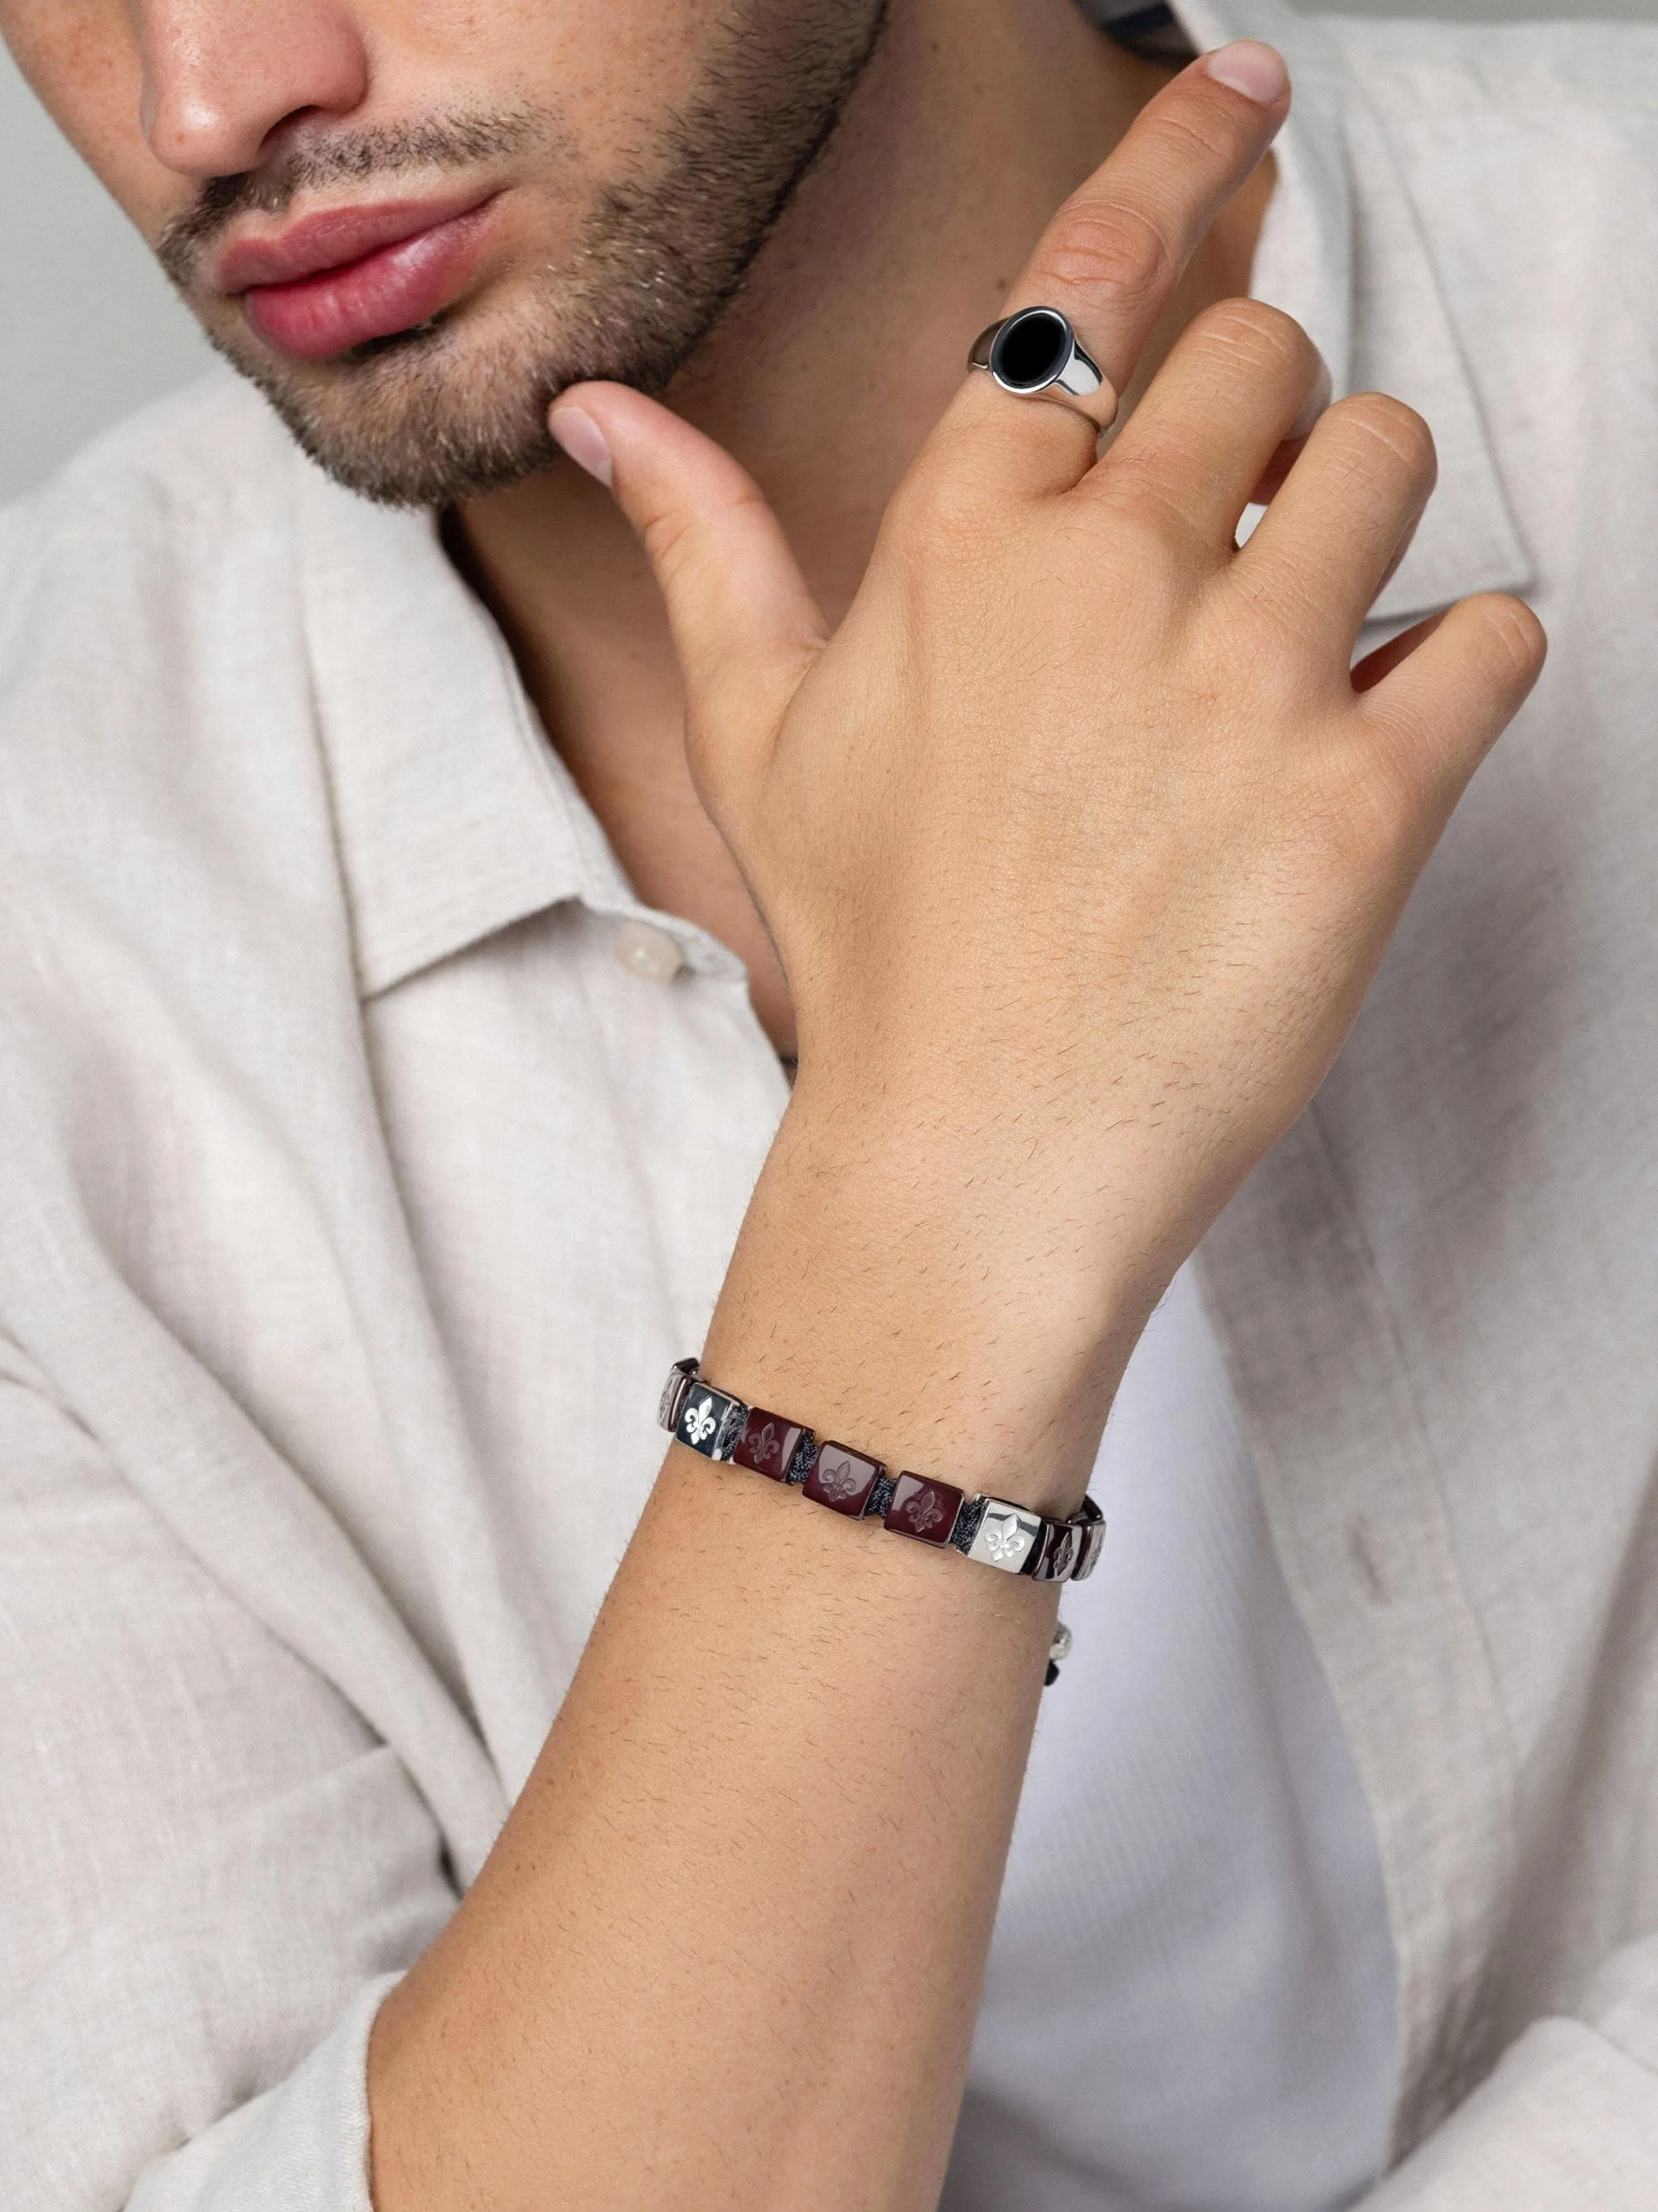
<box><xmin>658</xmin><ymin>1358</ymin><xmax>1104</xmax><ymax>1608</ymax></box>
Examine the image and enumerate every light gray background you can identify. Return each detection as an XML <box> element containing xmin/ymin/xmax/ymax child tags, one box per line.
<box><xmin>2</xmin><ymin>0</ymin><xmax>1653</xmax><ymax>506</ymax></box>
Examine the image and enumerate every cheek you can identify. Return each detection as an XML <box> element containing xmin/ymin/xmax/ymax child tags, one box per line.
<box><xmin>2</xmin><ymin>0</ymin><xmax>179</xmax><ymax>240</ymax></box>
<box><xmin>362</xmin><ymin>0</ymin><xmax>733</xmax><ymax>163</ymax></box>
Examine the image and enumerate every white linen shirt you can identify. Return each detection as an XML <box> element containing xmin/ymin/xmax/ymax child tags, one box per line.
<box><xmin>5</xmin><ymin>1</ymin><xmax>1658</xmax><ymax>2207</ymax></box>
<box><xmin>946</xmin><ymin>1261</ymin><xmax>1397</xmax><ymax>2212</ymax></box>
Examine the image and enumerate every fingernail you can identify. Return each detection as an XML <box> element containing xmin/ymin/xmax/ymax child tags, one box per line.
<box><xmin>549</xmin><ymin>404</ymin><xmax>613</xmax><ymax>487</ymax></box>
<box><xmin>1204</xmin><ymin>40</ymin><xmax>1289</xmax><ymax>104</ymax></box>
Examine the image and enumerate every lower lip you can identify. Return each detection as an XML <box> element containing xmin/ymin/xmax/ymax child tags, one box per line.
<box><xmin>241</xmin><ymin>200</ymin><xmax>500</xmax><ymax>361</ymax></box>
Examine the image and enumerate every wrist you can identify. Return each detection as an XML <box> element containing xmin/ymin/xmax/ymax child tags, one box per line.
<box><xmin>705</xmin><ymin>1091</ymin><xmax>1161</xmax><ymax>1517</ymax></box>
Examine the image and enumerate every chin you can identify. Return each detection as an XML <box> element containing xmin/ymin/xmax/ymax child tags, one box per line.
<box><xmin>205</xmin><ymin>293</ymin><xmax>571</xmax><ymax>508</ymax></box>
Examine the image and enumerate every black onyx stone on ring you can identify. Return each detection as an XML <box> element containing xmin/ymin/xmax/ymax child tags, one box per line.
<box><xmin>992</xmin><ymin>307</ymin><xmax>1074</xmax><ymax>391</ymax></box>
<box><xmin>968</xmin><ymin>304</ymin><xmax>1114</xmax><ymax>420</ymax></box>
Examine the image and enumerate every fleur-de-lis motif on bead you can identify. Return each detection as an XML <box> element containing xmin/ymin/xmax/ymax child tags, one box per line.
<box><xmin>683</xmin><ymin>1396</ymin><xmax>718</xmax><ymax>1448</ymax></box>
<box><xmin>817</xmin><ymin>1454</ymin><xmax>862</xmax><ymax>1500</ymax></box>
<box><xmin>982</xmin><ymin>1520</ymin><xmax>1029</xmax><ymax>1565</ymax></box>
<box><xmin>911</xmin><ymin>1490</ymin><xmax>947</xmax><ymax>1535</ymax></box>
<box><xmin>753</xmin><ymin>1421</ymin><xmax>779</xmax><ymax>1469</ymax></box>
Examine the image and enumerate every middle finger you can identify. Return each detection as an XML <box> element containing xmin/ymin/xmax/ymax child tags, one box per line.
<box><xmin>1094</xmin><ymin>296</ymin><xmax>1331</xmax><ymax>549</ymax></box>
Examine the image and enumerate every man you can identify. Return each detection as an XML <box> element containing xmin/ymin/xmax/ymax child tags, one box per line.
<box><xmin>0</xmin><ymin>0</ymin><xmax>1651</xmax><ymax>2203</ymax></box>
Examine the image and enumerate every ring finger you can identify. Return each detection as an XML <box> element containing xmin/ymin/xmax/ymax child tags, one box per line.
<box><xmin>948</xmin><ymin>40</ymin><xmax>1292</xmax><ymax>496</ymax></box>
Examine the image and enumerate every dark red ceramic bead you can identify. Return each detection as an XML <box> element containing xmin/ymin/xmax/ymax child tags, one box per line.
<box><xmin>802</xmin><ymin>1441</ymin><xmax>885</xmax><ymax>1517</ymax></box>
<box><xmin>732</xmin><ymin>1408</ymin><xmax>808</xmax><ymax>1483</ymax></box>
<box><xmin>884</xmin><ymin>1474</ymin><xmax>965</xmax><ymax>1546</ymax></box>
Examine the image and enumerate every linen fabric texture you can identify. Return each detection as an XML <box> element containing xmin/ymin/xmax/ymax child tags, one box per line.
<box><xmin>3</xmin><ymin>0</ymin><xmax>1658</xmax><ymax>2203</ymax></box>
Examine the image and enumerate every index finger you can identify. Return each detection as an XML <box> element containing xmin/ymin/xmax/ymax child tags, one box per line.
<box><xmin>953</xmin><ymin>41</ymin><xmax>1291</xmax><ymax>492</ymax></box>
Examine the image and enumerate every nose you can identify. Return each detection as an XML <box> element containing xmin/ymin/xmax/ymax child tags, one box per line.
<box><xmin>138</xmin><ymin>0</ymin><xmax>371</xmax><ymax>178</ymax></box>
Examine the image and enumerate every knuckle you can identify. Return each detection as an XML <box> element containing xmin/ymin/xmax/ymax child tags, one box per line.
<box><xmin>638</xmin><ymin>501</ymin><xmax>699</xmax><ymax>579</ymax></box>
<box><xmin>1040</xmin><ymin>199</ymin><xmax>1172</xmax><ymax>322</ymax></box>
<box><xmin>1350</xmin><ymin>745</ymin><xmax>1422</xmax><ymax>849</ymax></box>
<box><xmin>882</xmin><ymin>453</ymin><xmax>997</xmax><ymax>567</ymax></box>
<box><xmin>1144</xmin><ymin>103</ymin><xmax>1251</xmax><ymax>172</ymax></box>
<box><xmin>1327</xmin><ymin>392</ymin><xmax>1437</xmax><ymax>484</ymax></box>
<box><xmin>638</xmin><ymin>481</ymin><xmax>767</xmax><ymax>579</ymax></box>
<box><xmin>1302</xmin><ymin>747</ymin><xmax>1422</xmax><ymax>879</ymax></box>
<box><xmin>1093</xmin><ymin>470</ymin><xmax>1211</xmax><ymax>574</ymax></box>
<box><xmin>1227</xmin><ymin>558</ymin><xmax>1330</xmax><ymax>657</ymax></box>
<box><xmin>1188</xmin><ymin>297</ymin><xmax>1316</xmax><ymax>380</ymax></box>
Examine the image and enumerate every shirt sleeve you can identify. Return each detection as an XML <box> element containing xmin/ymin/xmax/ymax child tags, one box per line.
<box><xmin>0</xmin><ymin>1368</ymin><xmax>459</xmax><ymax>2210</ymax></box>
<box><xmin>1360</xmin><ymin>1942</ymin><xmax>1658</xmax><ymax>2209</ymax></box>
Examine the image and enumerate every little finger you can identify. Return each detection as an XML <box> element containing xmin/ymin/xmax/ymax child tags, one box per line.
<box><xmin>1359</xmin><ymin>592</ymin><xmax>1547</xmax><ymax>816</ymax></box>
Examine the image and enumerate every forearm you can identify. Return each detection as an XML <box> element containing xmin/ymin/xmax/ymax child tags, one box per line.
<box><xmin>369</xmin><ymin>1099</ymin><xmax>1142</xmax><ymax>2212</ymax></box>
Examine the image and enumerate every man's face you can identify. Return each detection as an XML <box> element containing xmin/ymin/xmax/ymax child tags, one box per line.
<box><xmin>2</xmin><ymin>0</ymin><xmax>888</xmax><ymax>504</ymax></box>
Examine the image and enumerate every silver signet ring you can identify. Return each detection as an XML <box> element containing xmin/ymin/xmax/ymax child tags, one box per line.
<box><xmin>968</xmin><ymin>307</ymin><xmax>1118</xmax><ymax>428</ymax></box>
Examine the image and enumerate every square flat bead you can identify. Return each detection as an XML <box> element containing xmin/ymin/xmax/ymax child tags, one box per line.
<box><xmin>885</xmin><ymin>1474</ymin><xmax>965</xmax><ymax>1547</ymax></box>
<box><xmin>1031</xmin><ymin>1521</ymin><xmax>1081</xmax><ymax>1583</ymax></box>
<box><xmin>674</xmin><ymin>1383</ymin><xmax>748</xmax><ymax>1462</ymax></box>
<box><xmin>658</xmin><ymin>1358</ymin><xmax>699</xmax><ymax>1433</ymax></box>
<box><xmin>966</xmin><ymin>1500</ymin><xmax>1043</xmax><ymax>1575</ymax></box>
<box><xmin>802</xmin><ymin>1441</ymin><xmax>885</xmax><ymax>1517</ymax></box>
<box><xmin>732</xmin><ymin>1408</ymin><xmax>809</xmax><ymax>1483</ymax></box>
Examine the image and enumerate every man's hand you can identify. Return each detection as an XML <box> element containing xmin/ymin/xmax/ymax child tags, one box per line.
<box><xmin>549</xmin><ymin>42</ymin><xmax>1544</xmax><ymax>1503</ymax></box>
<box><xmin>373</xmin><ymin>50</ymin><xmax>1544</xmax><ymax>2212</ymax></box>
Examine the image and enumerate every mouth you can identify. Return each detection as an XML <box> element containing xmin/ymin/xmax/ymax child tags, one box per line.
<box><xmin>218</xmin><ymin>189</ymin><xmax>504</xmax><ymax>361</ymax></box>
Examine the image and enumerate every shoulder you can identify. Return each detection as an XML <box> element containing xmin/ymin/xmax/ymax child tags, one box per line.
<box><xmin>0</xmin><ymin>374</ymin><xmax>313</xmax><ymax>787</ymax></box>
<box><xmin>0</xmin><ymin>375</ymin><xmax>301</xmax><ymax>701</ymax></box>
<box><xmin>0</xmin><ymin>374</ymin><xmax>342</xmax><ymax>1029</ymax></box>
<box><xmin>2</xmin><ymin>369</ymin><xmax>294</xmax><ymax>535</ymax></box>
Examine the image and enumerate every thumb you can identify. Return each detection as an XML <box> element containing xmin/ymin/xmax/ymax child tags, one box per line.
<box><xmin>549</xmin><ymin>384</ymin><xmax>827</xmax><ymax>801</ymax></box>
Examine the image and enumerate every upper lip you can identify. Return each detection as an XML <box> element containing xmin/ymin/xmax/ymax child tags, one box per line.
<box><xmin>216</xmin><ymin>187</ymin><xmax>497</xmax><ymax>294</ymax></box>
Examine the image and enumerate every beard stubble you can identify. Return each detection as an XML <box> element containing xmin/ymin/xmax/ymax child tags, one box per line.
<box><xmin>158</xmin><ymin>1</ymin><xmax>891</xmax><ymax>507</ymax></box>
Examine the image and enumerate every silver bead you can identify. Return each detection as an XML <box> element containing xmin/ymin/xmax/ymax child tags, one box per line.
<box><xmin>967</xmin><ymin>1501</ymin><xmax>1043</xmax><ymax>1573</ymax></box>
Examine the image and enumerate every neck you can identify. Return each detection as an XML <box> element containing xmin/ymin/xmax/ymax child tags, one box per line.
<box><xmin>451</xmin><ymin>0</ymin><xmax>1269</xmax><ymax>1054</ymax></box>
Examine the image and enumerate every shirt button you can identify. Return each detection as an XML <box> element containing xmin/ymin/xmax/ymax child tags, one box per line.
<box><xmin>613</xmin><ymin>919</ymin><xmax>686</xmax><ymax>984</ymax></box>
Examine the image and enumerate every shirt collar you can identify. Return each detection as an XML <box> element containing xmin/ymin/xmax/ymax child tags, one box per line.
<box><xmin>305</xmin><ymin>0</ymin><xmax>1532</xmax><ymax>996</ymax></box>
<box><xmin>1176</xmin><ymin>0</ymin><xmax>1533</xmax><ymax>625</ymax></box>
<box><xmin>298</xmin><ymin>463</ymin><xmax>749</xmax><ymax>997</ymax></box>
<box><xmin>295</xmin><ymin>461</ymin><xmax>602</xmax><ymax>995</ymax></box>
